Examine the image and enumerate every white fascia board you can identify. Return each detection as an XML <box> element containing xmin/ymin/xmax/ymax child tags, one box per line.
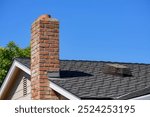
<box><xmin>0</xmin><ymin>60</ymin><xmax>31</xmax><ymax>98</ymax></box>
<box><xmin>50</xmin><ymin>81</ymin><xmax>80</xmax><ymax>100</ymax></box>
<box><xmin>131</xmin><ymin>94</ymin><xmax>150</xmax><ymax>100</ymax></box>
<box><xmin>0</xmin><ymin>60</ymin><xmax>16</xmax><ymax>98</ymax></box>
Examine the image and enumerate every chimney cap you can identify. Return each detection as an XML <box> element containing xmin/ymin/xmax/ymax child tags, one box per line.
<box><xmin>38</xmin><ymin>14</ymin><xmax>51</xmax><ymax>20</ymax></box>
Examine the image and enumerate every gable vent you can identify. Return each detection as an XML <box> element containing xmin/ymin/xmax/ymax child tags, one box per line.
<box><xmin>23</xmin><ymin>77</ymin><xmax>27</xmax><ymax>96</ymax></box>
<box><xmin>103</xmin><ymin>63</ymin><xmax>132</xmax><ymax>77</ymax></box>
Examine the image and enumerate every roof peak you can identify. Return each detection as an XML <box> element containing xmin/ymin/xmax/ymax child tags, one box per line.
<box><xmin>14</xmin><ymin>57</ymin><xmax>150</xmax><ymax>65</ymax></box>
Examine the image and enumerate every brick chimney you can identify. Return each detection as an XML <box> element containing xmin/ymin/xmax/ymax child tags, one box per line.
<box><xmin>31</xmin><ymin>14</ymin><xmax>60</xmax><ymax>99</ymax></box>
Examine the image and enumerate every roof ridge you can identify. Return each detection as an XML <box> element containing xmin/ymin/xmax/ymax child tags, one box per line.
<box><xmin>60</xmin><ymin>59</ymin><xmax>150</xmax><ymax>65</ymax></box>
<box><xmin>14</xmin><ymin>57</ymin><xmax>150</xmax><ymax>65</ymax></box>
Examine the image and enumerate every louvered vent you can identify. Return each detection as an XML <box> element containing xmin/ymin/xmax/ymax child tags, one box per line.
<box><xmin>103</xmin><ymin>63</ymin><xmax>132</xmax><ymax>77</ymax></box>
<box><xmin>23</xmin><ymin>77</ymin><xmax>27</xmax><ymax>96</ymax></box>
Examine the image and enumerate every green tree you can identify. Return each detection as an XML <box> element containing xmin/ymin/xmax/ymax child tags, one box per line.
<box><xmin>0</xmin><ymin>41</ymin><xmax>30</xmax><ymax>86</ymax></box>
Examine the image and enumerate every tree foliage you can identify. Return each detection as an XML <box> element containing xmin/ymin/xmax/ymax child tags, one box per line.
<box><xmin>0</xmin><ymin>41</ymin><xmax>30</xmax><ymax>86</ymax></box>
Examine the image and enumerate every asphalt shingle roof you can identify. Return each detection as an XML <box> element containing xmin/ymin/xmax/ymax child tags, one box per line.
<box><xmin>15</xmin><ymin>58</ymin><xmax>150</xmax><ymax>99</ymax></box>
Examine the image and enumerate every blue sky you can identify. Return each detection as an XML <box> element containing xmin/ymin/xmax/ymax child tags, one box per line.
<box><xmin>0</xmin><ymin>0</ymin><xmax>150</xmax><ymax>63</ymax></box>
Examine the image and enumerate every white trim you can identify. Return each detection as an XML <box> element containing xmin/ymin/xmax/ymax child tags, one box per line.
<box><xmin>0</xmin><ymin>61</ymin><xmax>16</xmax><ymax>98</ymax></box>
<box><xmin>131</xmin><ymin>94</ymin><xmax>150</xmax><ymax>100</ymax></box>
<box><xmin>50</xmin><ymin>81</ymin><xmax>80</xmax><ymax>100</ymax></box>
<box><xmin>0</xmin><ymin>60</ymin><xmax>31</xmax><ymax>99</ymax></box>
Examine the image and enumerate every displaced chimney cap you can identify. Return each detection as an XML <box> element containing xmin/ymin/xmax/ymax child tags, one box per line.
<box><xmin>38</xmin><ymin>14</ymin><xmax>51</xmax><ymax>20</ymax></box>
<box><xmin>103</xmin><ymin>63</ymin><xmax>132</xmax><ymax>77</ymax></box>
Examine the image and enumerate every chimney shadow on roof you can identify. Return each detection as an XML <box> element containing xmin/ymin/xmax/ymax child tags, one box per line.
<box><xmin>60</xmin><ymin>70</ymin><xmax>92</xmax><ymax>78</ymax></box>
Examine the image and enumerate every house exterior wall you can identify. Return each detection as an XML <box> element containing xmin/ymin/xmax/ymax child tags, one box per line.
<box><xmin>7</xmin><ymin>70</ymin><xmax>31</xmax><ymax>100</ymax></box>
